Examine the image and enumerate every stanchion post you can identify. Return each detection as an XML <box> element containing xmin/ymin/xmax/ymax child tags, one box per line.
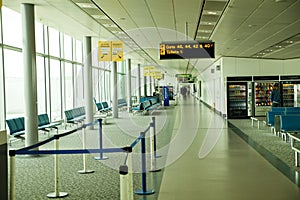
<box><xmin>119</xmin><ymin>165</ymin><xmax>129</xmax><ymax>200</ymax></box>
<box><xmin>135</xmin><ymin>132</ymin><xmax>155</xmax><ymax>195</ymax></box>
<box><xmin>152</xmin><ymin>117</ymin><xmax>161</xmax><ymax>159</ymax></box>
<box><xmin>9</xmin><ymin>151</ymin><xmax>16</xmax><ymax>200</ymax></box>
<box><xmin>95</xmin><ymin>118</ymin><xmax>108</xmax><ymax>160</ymax></box>
<box><xmin>47</xmin><ymin>135</ymin><xmax>68</xmax><ymax>198</ymax></box>
<box><xmin>78</xmin><ymin>124</ymin><xmax>94</xmax><ymax>174</ymax></box>
<box><xmin>149</xmin><ymin>121</ymin><xmax>161</xmax><ymax>173</ymax></box>
<box><xmin>127</xmin><ymin>152</ymin><xmax>134</xmax><ymax>200</ymax></box>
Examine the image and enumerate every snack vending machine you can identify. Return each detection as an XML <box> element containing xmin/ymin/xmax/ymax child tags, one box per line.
<box><xmin>254</xmin><ymin>82</ymin><xmax>274</xmax><ymax>116</ymax></box>
<box><xmin>280</xmin><ymin>76</ymin><xmax>300</xmax><ymax>107</ymax></box>
<box><xmin>227</xmin><ymin>82</ymin><xmax>249</xmax><ymax>119</ymax></box>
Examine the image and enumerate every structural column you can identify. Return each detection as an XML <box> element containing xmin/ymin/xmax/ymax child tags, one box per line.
<box><xmin>126</xmin><ymin>59</ymin><xmax>132</xmax><ymax>112</ymax></box>
<box><xmin>112</xmin><ymin>61</ymin><xmax>118</xmax><ymax>118</ymax></box>
<box><xmin>21</xmin><ymin>3</ymin><xmax>38</xmax><ymax>148</ymax></box>
<box><xmin>83</xmin><ymin>36</ymin><xmax>93</xmax><ymax>129</ymax></box>
<box><xmin>144</xmin><ymin>76</ymin><xmax>147</xmax><ymax>97</ymax></box>
<box><xmin>149</xmin><ymin>76</ymin><xmax>152</xmax><ymax>95</ymax></box>
<box><xmin>137</xmin><ymin>64</ymin><xmax>141</xmax><ymax>103</ymax></box>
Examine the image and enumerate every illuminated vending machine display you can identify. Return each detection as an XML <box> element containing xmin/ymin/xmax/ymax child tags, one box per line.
<box><xmin>227</xmin><ymin>82</ymin><xmax>248</xmax><ymax>119</ymax></box>
<box><xmin>280</xmin><ymin>76</ymin><xmax>300</xmax><ymax>107</ymax></box>
<box><xmin>281</xmin><ymin>82</ymin><xmax>295</xmax><ymax>107</ymax></box>
<box><xmin>254</xmin><ymin>82</ymin><xmax>276</xmax><ymax>116</ymax></box>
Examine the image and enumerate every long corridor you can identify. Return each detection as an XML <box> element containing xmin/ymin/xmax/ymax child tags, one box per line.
<box><xmin>157</xmin><ymin>95</ymin><xmax>300</xmax><ymax>200</ymax></box>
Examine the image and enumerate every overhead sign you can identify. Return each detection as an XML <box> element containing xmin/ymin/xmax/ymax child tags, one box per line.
<box><xmin>152</xmin><ymin>71</ymin><xmax>163</xmax><ymax>80</ymax></box>
<box><xmin>143</xmin><ymin>66</ymin><xmax>156</xmax><ymax>76</ymax></box>
<box><xmin>98</xmin><ymin>41</ymin><xmax>124</xmax><ymax>62</ymax></box>
<box><xmin>112</xmin><ymin>41</ymin><xmax>124</xmax><ymax>62</ymax></box>
<box><xmin>175</xmin><ymin>74</ymin><xmax>192</xmax><ymax>78</ymax></box>
<box><xmin>159</xmin><ymin>41</ymin><xmax>215</xmax><ymax>59</ymax></box>
<box><xmin>98</xmin><ymin>41</ymin><xmax>112</xmax><ymax>61</ymax></box>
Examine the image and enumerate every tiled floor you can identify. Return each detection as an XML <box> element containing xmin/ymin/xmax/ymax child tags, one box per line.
<box><xmin>157</xmin><ymin>95</ymin><xmax>300</xmax><ymax>200</ymax></box>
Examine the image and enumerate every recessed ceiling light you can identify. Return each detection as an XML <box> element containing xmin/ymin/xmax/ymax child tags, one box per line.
<box><xmin>207</xmin><ymin>11</ymin><xmax>217</xmax><ymax>15</ymax></box>
<box><xmin>285</xmin><ymin>40</ymin><xmax>294</xmax><ymax>44</ymax></box>
<box><xmin>91</xmin><ymin>15</ymin><xmax>109</xmax><ymax>20</ymax></box>
<box><xmin>103</xmin><ymin>24</ymin><xmax>117</xmax><ymax>28</ymax></box>
<box><xmin>76</xmin><ymin>3</ymin><xmax>96</xmax><ymax>9</ymax></box>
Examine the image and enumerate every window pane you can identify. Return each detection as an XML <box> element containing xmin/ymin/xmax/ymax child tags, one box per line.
<box><xmin>2</xmin><ymin>7</ymin><xmax>22</xmax><ymax>48</ymax></box>
<box><xmin>65</xmin><ymin>62</ymin><xmax>73</xmax><ymax>110</ymax></box>
<box><xmin>75</xmin><ymin>64</ymin><xmax>84</xmax><ymax>107</ymax></box>
<box><xmin>4</xmin><ymin>49</ymin><xmax>24</xmax><ymax>118</ymax></box>
<box><xmin>36</xmin><ymin>22</ymin><xmax>44</xmax><ymax>54</ymax></box>
<box><xmin>50</xmin><ymin>59</ymin><xmax>61</xmax><ymax>120</ymax></box>
<box><xmin>64</xmin><ymin>34</ymin><xmax>72</xmax><ymax>60</ymax></box>
<box><xmin>36</xmin><ymin>56</ymin><xmax>46</xmax><ymax>114</ymax></box>
<box><xmin>75</xmin><ymin>40</ymin><xmax>82</xmax><ymax>63</ymax></box>
<box><xmin>48</xmin><ymin>27</ymin><xmax>60</xmax><ymax>57</ymax></box>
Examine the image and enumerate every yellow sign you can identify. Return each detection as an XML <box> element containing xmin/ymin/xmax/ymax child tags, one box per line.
<box><xmin>143</xmin><ymin>66</ymin><xmax>156</xmax><ymax>76</ymax></box>
<box><xmin>98</xmin><ymin>41</ymin><xmax>112</xmax><ymax>61</ymax></box>
<box><xmin>144</xmin><ymin>66</ymin><xmax>156</xmax><ymax>71</ymax></box>
<box><xmin>152</xmin><ymin>71</ymin><xmax>163</xmax><ymax>79</ymax></box>
<box><xmin>112</xmin><ymin>41</ymin><xmax>124</xmax><ymax>62</ymax></box>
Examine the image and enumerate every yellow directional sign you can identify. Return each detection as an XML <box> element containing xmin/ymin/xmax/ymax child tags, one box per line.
<box><xmin>98</xmin><ymin>41</ymin><xmax>112</xmax><ymax>61</ymax></box>
<box><xmin>144</xmin><ymin>66</ymin><xmax>156</xmax><ymax>71</ymax></box>
<box><xmin>152</xmin><ymin>71</ymin><xmax>163</xmax><ymax>79</ymax></box>
<box><xmin>112</xmin><ymin>41</ymin><xmax>124</xmax><ymax>62</ymax></box>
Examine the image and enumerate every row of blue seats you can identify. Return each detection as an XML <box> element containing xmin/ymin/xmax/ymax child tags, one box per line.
<box><xmin>132</xmin><ymin>97</ymin><xmax>160</xmax><ymax>113</ymax></box>
<box><xmin>95</xmin><ymin>101</ymin><xmax>112</xmax><ymax>113</ymax></box>
<box><xmin>64</xmin><ymin>107</ymin><xmax>86</xmax><ymax>124</ymax></box>
<box><xmin>266</xmin><ymin>107</ymin><xmax>300</xmax><ymax>141</ymax></box>
<box><xmin>267</xmin><ymin>107</ymin><xmax>300</xmax><ymax>127</ymax></box>
<box><xmin>6</xmin><ymin>114</ymin><xmax>61</xmax><ymax>137</ymax></box>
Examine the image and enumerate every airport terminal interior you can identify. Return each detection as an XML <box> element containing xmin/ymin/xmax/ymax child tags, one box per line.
<box><xmin>1</xmin><ymin>0</ymin><xmax>300</xmax><ymax>199</ymax></box>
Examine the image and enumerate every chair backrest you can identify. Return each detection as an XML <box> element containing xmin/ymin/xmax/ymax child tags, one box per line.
<box><xmin>280</xmin><ymin>115</ymin><xmax>300</xmax><ymax>131</ymax></box>
<box><xmin>15</xmin><ymin>117</ymin><xmax>25</xmax><ymax>132</ymax></box>
<box><xmin>6</xmin><ymin>119</ymin><xmax>19</xmax><ymax>134</ymax></box>
<box><xmin>96</xmin><ymin>103</ymin><xmax>103</xmax><ymax>111</ymax></box>
<box><xmin>267</xmin><ymin>111</ymin><xmax>284</xmax><ymax>125</ymax></box>
<box><xmin>64</xmin><ymin>110</ymin><xmax>73</xmax><ymax>120</ymax></box>
<box><xmin>38</xmin><ymin>114</ymin><xmax>50</xmax><ymax>126</ymax></box>
<box><xmin>102</xmin><ymin>102</ymin><xmax>109</xmax><ymax>108</ymax></box>
<box><xmin>144</xmin><ymin>100</ymin><xmax>151</xmax><ymax>109</ymax></box>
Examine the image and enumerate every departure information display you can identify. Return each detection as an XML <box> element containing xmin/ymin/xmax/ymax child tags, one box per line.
<box><xmin>159</xmin><ymin>41</ymin><xmax>215</xmax><ymax>59</ymax></box>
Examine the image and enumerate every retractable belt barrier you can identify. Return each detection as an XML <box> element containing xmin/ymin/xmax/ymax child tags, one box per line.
<box><xmin>9</xmin><ymin>117</ymin><xmax>161</xmax><ymax>200</ymax></box>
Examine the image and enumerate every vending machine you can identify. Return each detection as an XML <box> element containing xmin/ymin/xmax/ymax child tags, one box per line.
<box><xmin>227</xmin><ymin>77</ymin><xmax>252</xmax><ymax>119</ymax></box>
<box><xmin>280</xmin><ymin>76</ymin><xmax>300</xmax><ymax>107</ymax></box>
<box><xmin>253</xmin><ymin>76</ymin><xmax>279</xmax><ymax>116</ymax></box>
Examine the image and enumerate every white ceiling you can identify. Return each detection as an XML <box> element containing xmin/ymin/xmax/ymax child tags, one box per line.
<box><xmin>4</xmin><ymin>0</ymin><xmax>300</xmax><ymax>76</ymax></box>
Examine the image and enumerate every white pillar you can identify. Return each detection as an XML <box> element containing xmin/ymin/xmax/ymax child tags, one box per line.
<box><xmin>144</xmin><ymin>76</ymin><xmax>147</xmax><ymax>97</ymax></box>
<box><xmin>137</xmin><ymin>64</ymin><xmax>141</xmax><ymax>103</ymax></box>
<box><xmin>112</xmin><ymin>62</ymin><xmax>118</xmax><ymax>118</ymax></box>
<box><xmin>21</xmin><ymin>3</ymin><xmax>38</xmax><ymax>148</ymax></box>
<box><xmin>83</xmin><ymin>36</ymin><xmax>93</xmax><ymax>129</ymax></box>
<box><xmin>126</xmin><ymin>59</ymin><xmax>132</xmax><ymax>112</ymax></box>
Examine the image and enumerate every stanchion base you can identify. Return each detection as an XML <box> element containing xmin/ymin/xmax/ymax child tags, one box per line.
<box><xmin>47</xmin><ymin>192</ymin><xmax>68</xmax><ymax>198</ymax></box>
<box><xmin>94</xmin><ymin>156</ymin><xmax>108</xmax><ymax>160</ymax></box>
<box><xmin>78</xmin><ymin>169</ymin><xmax>95</xmax><ymax>174</ymax></box>
<box><xmin>135</xmin><ymin>189</ymin><xmax>155</xmax><ymax>195</ymax></box>
<box><xmin>150</xmin><ymin>168</ymin><xmax>162</xmax><ymax>172</ymax></box>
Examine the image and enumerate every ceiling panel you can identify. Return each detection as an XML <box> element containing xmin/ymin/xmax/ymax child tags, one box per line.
<box><xmin>3</xmin><ymin>0</ymin><xmax>300</xmax><ymax>74</ymax></box>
